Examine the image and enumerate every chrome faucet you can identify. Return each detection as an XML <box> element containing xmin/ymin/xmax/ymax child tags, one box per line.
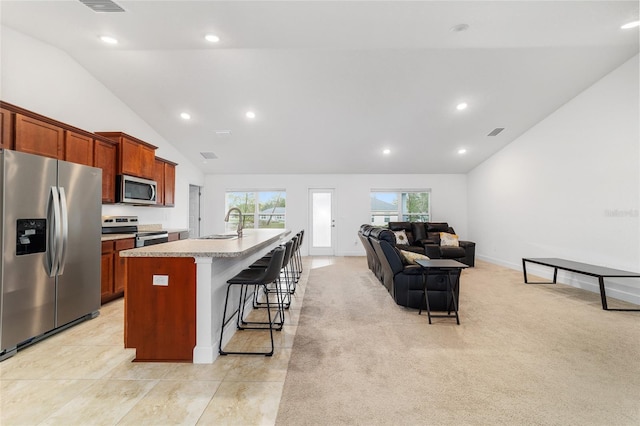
<box><xmin>224</xmin><ymin>207</ymin><xmax>244</xmax><ymax>237</ymax></box>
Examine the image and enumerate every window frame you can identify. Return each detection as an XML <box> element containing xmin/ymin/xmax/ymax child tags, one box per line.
<box><xmin>225</xmin><ymin>189</ymin><xmax>287</xmax><ymax>229</ymax></box>
<box><xmin>370</xmin><ymin>189</ymin><xmax>431</xmax><ymax>225</ymax></box>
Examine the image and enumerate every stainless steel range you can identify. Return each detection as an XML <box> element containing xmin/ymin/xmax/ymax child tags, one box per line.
<box><xmin>101</xmin><ymin>216</ymin><xmax>169</xmax><ymax>247</ymax></box>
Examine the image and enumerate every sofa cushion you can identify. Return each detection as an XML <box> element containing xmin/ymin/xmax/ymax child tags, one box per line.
<box><xmin>427</xmin><ymin>222</ymin><xmax>450</xmax><ymax>232</ymax></box>
<box><xmin>393</xmin><ymin>230</ymin><xmax>410</xmax><ymax>246</ymax></box>
<box><xmin>400</xmin><ymin>249</ymin><xmax>430</xmax><ymax>265</ymax></box>
<box><xmin>411</xmin><ymin>222</ymin><xmax>427</xmax><ymax>241</ymax></box>
<box><xmin>440</xmin><ymin>232</ymin><xmax>459</xmax><ymax>247</ymax></box>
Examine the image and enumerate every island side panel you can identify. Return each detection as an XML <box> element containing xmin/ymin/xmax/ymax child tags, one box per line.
<box><xmin>126</xmin><ymin>257</ymin><xmax>196</xmax><ymax>362</ymax></box>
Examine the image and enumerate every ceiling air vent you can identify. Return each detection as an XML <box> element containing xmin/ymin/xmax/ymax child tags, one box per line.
<box><xmin>79</xmin><ymin>0</ymin><xmax>125</xmax><ymax>12</ymax></box>
<box><xmin>200</xmin><ymin>152</ymin><xmax>218</xmax><ymax>160</ymax></box>
<box><xmin>487</xmin><ymin>127</ymin><xmax>505</xmax><ymax>137</ymax></box>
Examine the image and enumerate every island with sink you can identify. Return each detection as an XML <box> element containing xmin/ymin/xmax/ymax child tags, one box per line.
<box><xmin>119</xmin><ymin>228</ymin><xmax>289</xmax><ymax>363</ymax></box>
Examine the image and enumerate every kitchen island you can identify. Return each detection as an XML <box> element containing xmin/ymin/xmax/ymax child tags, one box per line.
<box><xmin>120</xmin><ymin>229</ymin><xmax>289</xmax><ymax>363</ymax></box>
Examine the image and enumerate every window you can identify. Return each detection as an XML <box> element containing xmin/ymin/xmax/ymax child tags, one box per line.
<box><xmin>225</xmin><ymin>190</ymin><xmax>286</xmax><ymax>229</ymax></box>
<box><xmin>370</xmin><ymin>191</ymin><xmax>430</xmax><ymax>225</ymax></box>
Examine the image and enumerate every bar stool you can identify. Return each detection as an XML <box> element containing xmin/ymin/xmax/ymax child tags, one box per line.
<box><xmin>251</xmin><ymin>238</ymin><xmax>296</xmax><ymax>309</ymax></box>
<box><xmin>219</xmin><ymin>246</ymin><xmax>286</xmax><ymax>356</ymax></box>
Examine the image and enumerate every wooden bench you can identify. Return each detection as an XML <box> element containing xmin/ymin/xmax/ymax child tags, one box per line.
<box><xmin>522</xmin><ymin>258</ymin><xmax>640</xmax><ymax>311</ymax></box>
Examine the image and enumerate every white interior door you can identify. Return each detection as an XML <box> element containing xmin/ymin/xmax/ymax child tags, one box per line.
<box><xmin>189</xmin><ymin>185</ymin><xmax>201</xmax><ymax>238</ymax></box>
<box><xmin>309</xmin><ymin>189</ymin><xmax>335</xmax><ymax>256</ymax></box>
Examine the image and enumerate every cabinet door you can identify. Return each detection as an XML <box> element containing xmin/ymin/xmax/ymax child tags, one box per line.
<box><xmin>164</xmin><ymin>162</ymin><xmax>176</xmax><ymax>207</ymax></box>
<box><xmin>153</xmin><ymin>158</ymin><xmax>165</xmax><ymax>205</ymax></box>
<box><xmin>94</xmin><ymin>140</ymin><xmax>117</xmax><ymax>203</ymax></box>
<box><xmin>101</xmin><ymin>241</ymin><xmax>115</xmax><ymax>301</ymax></box>
<box><xmin>15</xmin><ymin>114</ymin><xmax>64</xmax><ymax>159</ymax></box>
<box><xmin>0</xmin><ymin>107</ymin><xmax>13</xmax><ymax>150</ymax></box>
<box><xmin>139</xmin><ymin>144</ymin><xmax>156</xmax><ymax>180</ymax></box>
<box><xmin>120</xmin><ymin>137</ymin><xmax>143</xmax><ymax>177</ymax></box>
<box><xmin>120</xmin><ymin>137</ymin><xmax>155</xmax><ymax>180</ymax></box>
<box><xmin>114</xmin><ymin>238</ymin><xmax>135</xmax><ymax>293</ymax></box>
<box><xmin>65</xmin><ymin>131</ymin><xmax>93</xmax><ymax>166</ymax></box>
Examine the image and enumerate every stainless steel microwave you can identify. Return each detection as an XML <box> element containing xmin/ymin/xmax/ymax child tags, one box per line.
<box><xmin>116</xmin><ymin>175</ymin><xmax>157</xmax><ymax>205</ymax></box>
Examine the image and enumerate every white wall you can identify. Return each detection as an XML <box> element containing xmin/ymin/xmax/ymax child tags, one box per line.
<box><xmin>468</xmin><ymin>54</ymin><xmax>640</xmax><ymax>304</ymax></box>
<box><xmin>0</xmin><ymin>26</ymin><xmax>204</xmax><ymax>228</ymax></box>
<box><xmin>203</xmin><ymin>173</ymin><xmax>467</xmax><ymax>256</ymax></box>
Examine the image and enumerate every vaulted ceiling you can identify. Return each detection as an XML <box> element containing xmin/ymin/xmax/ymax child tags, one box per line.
<box><xmin>1</xmin><ymin>1</ymin><xmax>638</xmax><ymax>174</ymax></box>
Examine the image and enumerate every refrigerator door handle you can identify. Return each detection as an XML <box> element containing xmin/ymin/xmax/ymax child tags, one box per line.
<box><xmin>47</xmin><ymin>186</ymin><xmax>62</xmax><ymax>277</ymax></box>
<box><xmin>57</xmin><ymin>187</ymin><xmax>69</xmax><ymax>275</ymax></box>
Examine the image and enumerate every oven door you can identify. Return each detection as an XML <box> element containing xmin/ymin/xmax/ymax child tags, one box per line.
<box><xmin>136</xmin><ymin>232</ymin><xmax>169</xmax><ymax>248</ymax></box>
<box><xmin>117</xmin><ymin>175</ymin><xmax>157</xmax><ymax>205</ymax></box>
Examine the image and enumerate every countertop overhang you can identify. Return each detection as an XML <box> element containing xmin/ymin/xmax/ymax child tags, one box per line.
<box><xmin>119</xmin><ymin>229</ymin><xmax>289</xmax><ymax>258</ymax></box>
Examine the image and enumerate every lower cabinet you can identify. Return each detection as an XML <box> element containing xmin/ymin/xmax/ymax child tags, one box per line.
<box><xmin>101</xmin><ymin>238</ymin><xmax>135</xmax><ymax>304</ymax></box>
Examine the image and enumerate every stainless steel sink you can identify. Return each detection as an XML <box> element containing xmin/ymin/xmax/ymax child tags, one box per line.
<box><xmin>199</xmin><ymin>234</ymin><xmax>238</xmax><ymax>240</ymax></box>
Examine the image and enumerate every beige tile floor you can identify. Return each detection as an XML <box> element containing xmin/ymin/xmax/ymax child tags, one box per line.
<box><xmin>0</xmin><ymin>257</ymin><xmax>317</xmax><ymax>426</ymax></box>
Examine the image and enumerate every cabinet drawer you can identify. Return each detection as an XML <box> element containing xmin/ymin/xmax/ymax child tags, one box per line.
<box><xmin>101</xmin><ymin>240</ymin><xmax>115</xmax><ymax>254</ymax></box>
<box><xmin>115</xmin><ymin>238</ymin><xmax>135</xmax><ymax>251</ymax></box>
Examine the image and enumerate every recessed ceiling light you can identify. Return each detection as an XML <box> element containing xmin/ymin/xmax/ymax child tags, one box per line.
<box><xmin>99</xmin><ymin>35</ymin><xmax>118</xmax><ymax>44</ymax></box>
<box><xmin>456</xmin><ymin>102</ymin><xmax>468</xmax><ymax>111</ymax></box>
<box><xmin>246</xmin><ymin>111</ymin><xmax>256</xmax><ymax>119</ymax></box>
<box><xmin>458</xmin><ymin>148</ymin><xmax>467</xmax><ymax>154</ymax></box>
<box><xmin>450</xmin><ymin>24</ymin><xmax>469</xmax><ymax>33</ymax></box>
<box><xmin>621</xmin><ymin>21</ymin><xmax>639</xmax><ymax>29</ymax></box>
<box><xmin>205</xmin><ymin>34</ymin><xmax>220</xmax><ymax>43</ymax></box>
<box><xmin>180</xmin><ymin>112</ymin><xmax>191</xmax><ymax>120</ymax></box>
<box><xmin>383</xmin><ymin>149</ymin><xmax>391</xmax><ymax>155</ymax></box>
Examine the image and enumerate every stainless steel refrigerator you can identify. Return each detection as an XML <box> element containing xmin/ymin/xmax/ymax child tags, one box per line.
<box><xmin>0</xmin><ymin>150</ymin><xmax>101</xmax><ymax>360</ymax></box>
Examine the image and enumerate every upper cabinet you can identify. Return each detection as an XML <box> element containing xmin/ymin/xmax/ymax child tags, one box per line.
<box><xmin>95</xmin><ymin>132</ymin><xmax>157</xmax><ymax>180</ymax></box>
<box><xmin>94</xmin><ymin>137</ymin><xmax>118</xmax><ymax>203</ymax></box>
<box><xmin>153</xmin><ymin>157</ymin><xmax>178</xmax><ymax>207</ymax></box>
<box><xmin>15</xmin><ymin>113</ymin><xmax>64</xmax><ymax>159</ymax></box>
<box><xmin>0</xmin><ymin>107</ymin><xmax>13</xmax><ymax>150</ymax></box>
<box><xmin>1</xmin><ymin>101</ymin><xmax>178</xmax><ymax>208</ymax></box>
<box><xmin>64</xmin><ymin>130</ymin><xmax>94</xmax><ymax>167</ymax></box>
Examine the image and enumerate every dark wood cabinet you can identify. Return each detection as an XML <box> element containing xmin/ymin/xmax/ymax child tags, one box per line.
<box><xmin>153</xmin><ymin>157</ymin><xmax>178</xmax><ymax>206</ymax></box>
<box><xmin>164</xmin><ymin>161</ymin><xmax>176</xmax><ymax>206</ymax></box>
<box><xmin>153</xmin><ymin>158</ymin><xmax>165</xmax><ymax>205</ymax></box>
<box><xmin>101</xmin><ymin>237</ymin><xmax>135</xmax><ymax>304</ymax></box>
<box><xmin>14</xmin><ymin>113</ymin><xmax>64</xmax><ymax>159</ymax></box>
<box><xmin>101</xmin><ymin>241</ymin><xmax>115</xmax><ymax>302</ymax></box>
<box><xmin>94</xmin><ymin>138</ymin><xmax>118</xmax><ymax>203</ymax></box>
<box><xmin>114</xmin><ymin>238</ymin><xmax>135</xmax><ymax>293</ymax></box>
<box><xmin>96</xmin><ymin>132</ymin><xmax>157</xmax><ymax>180</ymax></box>
<box><xmin>65</xmin><ymin>130</ymin><xmax>93</xmax><ymax>167</ymax></box>
<box><xmin>125</xmin><ymin>257</ymin><xmax>196</xmax><ymax>361</ymax></box>
<box><xmin>0</xmin><ymin>107</ymin><xmax>13</xmax><ymax>150</ymax></box>
<box><xmin>2</xmin><ymin>102</ymin><xmax>178</xmax><ymax>208</ymax></box>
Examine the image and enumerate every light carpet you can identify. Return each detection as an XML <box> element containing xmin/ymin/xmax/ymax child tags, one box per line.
<box><xmin>276</xmin><ymin>257</ymin><xmax>640</xmax><ymax>425</ymax></box>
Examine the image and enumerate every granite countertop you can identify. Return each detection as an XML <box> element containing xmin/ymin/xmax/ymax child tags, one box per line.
<box><xmin>101</xmin><ymin>233</ymin><xmax>135</xmax><ymax>241</ymax></box>
<box><xmin>119</xmin><ymin>229</ymin><xmax>289</xmax><ymax>258</ymax></box>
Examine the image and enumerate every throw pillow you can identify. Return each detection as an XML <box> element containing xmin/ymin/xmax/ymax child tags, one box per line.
<box><xmin>400</xmin><ymin>250</ymin><xmax>430</xmax><ymax>265</ymax></box>
<box><xmin>440</xmin><ymin>232</ymin><xmax>459</xmax><ymax>247</ymax></box>
<box><xmin>393</xmin><ymin>230</ymin><xmax>409</xmax><ymax>245</ymax></box>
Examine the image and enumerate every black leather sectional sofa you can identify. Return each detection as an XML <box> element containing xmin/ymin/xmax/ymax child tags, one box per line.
<box><xmin>358</xmin><ymin>224</ymin><xmax>462</xmax><ymax>311</ymax></box>
<box><xmin>388</xmin><ymin>221</ymin><xmax>476</xmax><ymax>267</ymax></box>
